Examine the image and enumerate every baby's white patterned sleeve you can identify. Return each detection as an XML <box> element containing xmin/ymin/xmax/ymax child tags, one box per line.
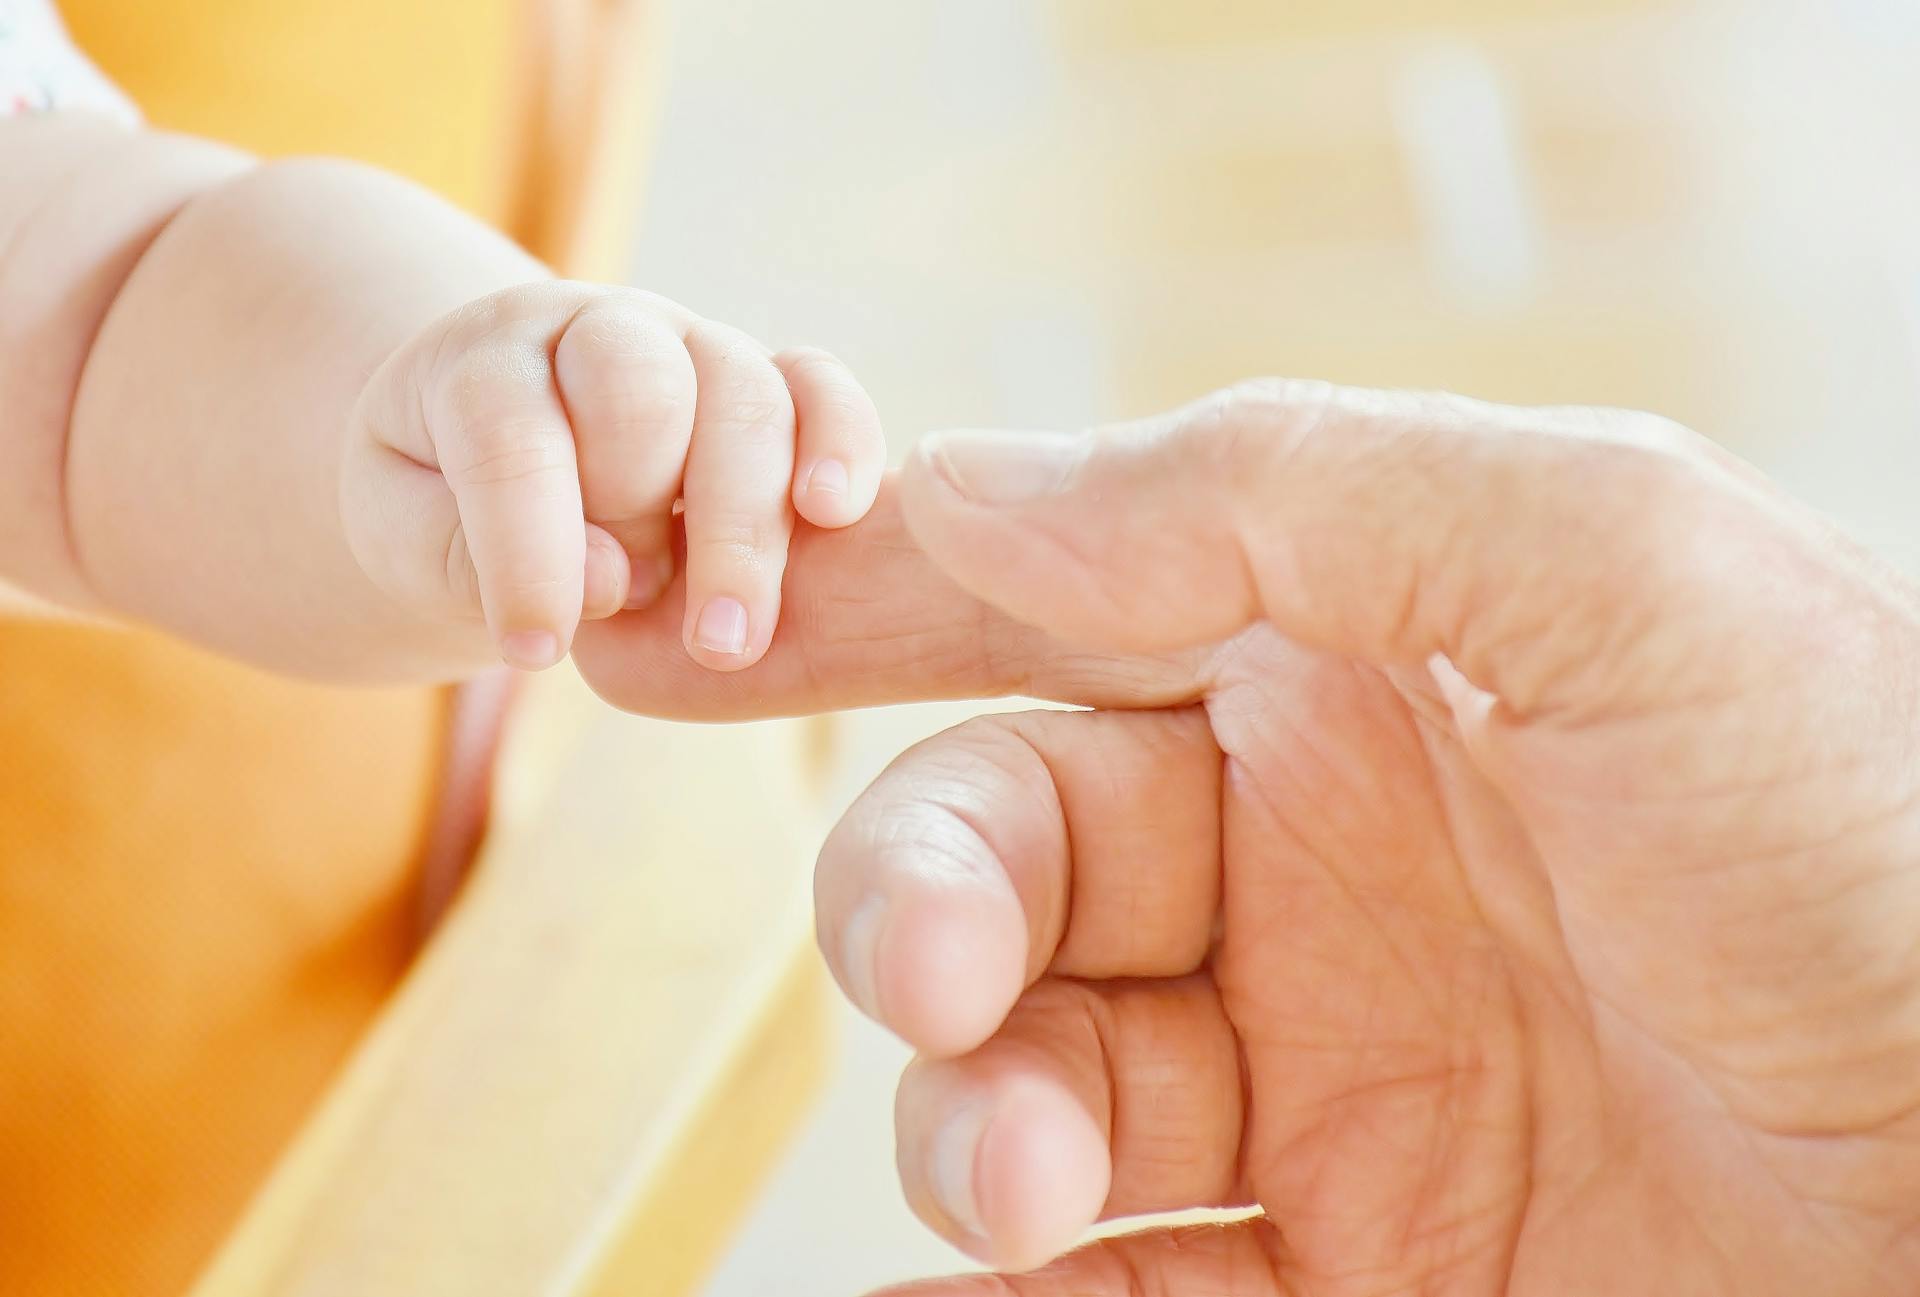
<box><xmin>0</xmin><ymin>0</ymin><xmax>138</xmax><ymax>123</ymax></box>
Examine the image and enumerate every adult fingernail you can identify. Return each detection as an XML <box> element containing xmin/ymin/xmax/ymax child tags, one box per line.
<box><xmin>693</xmin><ymin>597</ymin><xmax>749</xmax><ymax>655</ymax></box>
<box><xmin>625</xmin><ymin>554</ymin><xmax>674</xmax><ymax>610</ymax></box>
<box><xmin>501</xmin><ymin>630</ymin><xmax>561</xmax><ymax>671</ymax></box>
<box><xmin>805</xmin><ymin>457</ymin><xmax>850</xmax><ymax>499</ymax></box>
<box><xmin>839</xmin><ymin>895</ymin><xmax>887</xmax><ymax>1020</ymax></box>
<box><xmin>925</xmin><ymin>431</ymin><xmax>1083</xmax><ymax>505</ymax></box>
<box><xmin>931</xmin><ymin>1102</ymin><xmax>991</xmax><ymax>1239</ymax></box>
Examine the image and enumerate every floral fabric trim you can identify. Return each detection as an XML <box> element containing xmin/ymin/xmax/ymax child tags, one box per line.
<box><xmin>0</xmin><ymin>1</ymin><xmax>137</xmax><ymax>123</ymax></box>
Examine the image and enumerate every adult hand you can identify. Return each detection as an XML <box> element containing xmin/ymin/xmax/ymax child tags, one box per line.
<box><xmin>576</xmin><ymin>381</ymin><xmax>1920</xmax><ymax>1296</ymax></box>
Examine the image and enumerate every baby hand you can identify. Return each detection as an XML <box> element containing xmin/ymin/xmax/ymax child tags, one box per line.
<box><xmin>341</xmin><ymin>282</ymin><xmax>884</xmax><ymax>672</ymax></box>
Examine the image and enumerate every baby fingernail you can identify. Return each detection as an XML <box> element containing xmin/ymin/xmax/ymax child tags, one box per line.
<box><xmin>693</xmin><ymin>597</ymin><xmax>749</xmax><ymax>655</ymax></box>
<box><xmin>805</xmin><ymin>457</ymin><xmax>850</xmax><ymax>499</ymax></box>
<box><xmin>625</xmin><ymin>554</ymin><xmax>674</xmax><ymax>610</ymax></box>
<box><xmin>931</xmin><ymin>1102</ymin><xmax>990</xmax><ymax>1239</ymax></box>
<box><xmin>925</xmin><ymin>431</ymin><xmax>1082</xmax><ymax>505</ymax></box>
<box><xmin>839</xmin><ymin>896</ymin><xmax>887</xmax><ymax>1020</ymax></box>
<box><xmin>501</xmin><ymin>630</ymin><xmax>561</xmax><ymax>671</ymax></box>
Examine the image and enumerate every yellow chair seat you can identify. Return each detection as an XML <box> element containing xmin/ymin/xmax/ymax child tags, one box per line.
<box><xmin>3</xmin><ymin>2</ymin><xmax>826</xmax><ymax>1293</ymax></box>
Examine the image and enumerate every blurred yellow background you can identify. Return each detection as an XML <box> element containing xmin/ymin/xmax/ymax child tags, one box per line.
<box><xmin>640</xmin><ymin>1</ymin><xmax>1920</xmax><ymax>1293</ymax></box>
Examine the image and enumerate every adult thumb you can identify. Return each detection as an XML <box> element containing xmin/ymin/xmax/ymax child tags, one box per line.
<box><xmin>898</xmin><ymin>379</ymin><xmax>1789</xmax><ymax>717</ymax></box>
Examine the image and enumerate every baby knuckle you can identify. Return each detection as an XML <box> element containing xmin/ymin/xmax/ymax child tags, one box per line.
<box><xmin>452</xmin><ymin>418</ymin><xmax>572</xmax><ymax>487</ymax></box>
<box><xmin>566</xmin><ymin>306</ymin><xmax>691</xmax><ymax>376</ymax></box>
<box><xmin>485</xmin><ymin>561</ymin><xmax>573</xmax><ymax>605</ymax></box>
<box><xmin>566</xmin><ymin>340</ymin><xmax>697</xmax><ymax>436</ymax></box>
<box><xmin>801</xmin><ymin>391</ymin><xmax>881</xmax><ymax>442</ymax></box>
<box><xmin>688</xmin><ymin>330</ymin><xmax>793</xmax><ymax>427</ymax></box>
<box><xmin>584</xmin><ymin>377</ymin><xmax>696</xmax><ymax>444</ymax></box>
<box><xmin>792</xmin><ymin>377</ymin><xmax>879</xmax><ymax>428</ymax></box>
<box><xmin>689</xmin><ymin>506</ymin><xmax>784</xmax><ymax>559</ymax></box>
<box><xmin>777</xmin><ymin>345</ymin><xmax>847</xmax><ymax>379</ymax></box>
<box><xmin>690</xmin><ymin>376</ymin><xmax>790</xmax><ymax>440</ymax></box>
<box><xmin>438</xmin><ymin>342</ymin><xmax>548</xmax><ymax>422</ymax></box>
<box><xmin>439</xmin><ymin>283</ymin><xmax>567</xmax><ymax>349</ymax></box>
<box><xmin>705</xmin><ymin>389</ymin><xmax>795</xmax><ymax>439</ymax></box>
<box><xmin>436</xmin><ymin>295</ymin><xmax>512</xmax><ymax>342</ymax></box>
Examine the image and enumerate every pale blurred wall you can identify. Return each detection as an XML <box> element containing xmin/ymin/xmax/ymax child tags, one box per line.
<box><xmin>628</xmin><ymin>2</ymin><xmax>1920</xmax><ymax>1294</ymax></box>
<box><xmin>638</xmin><ymin>0</ymin><xmax>1920</xmax><ymax>570</ymax></box>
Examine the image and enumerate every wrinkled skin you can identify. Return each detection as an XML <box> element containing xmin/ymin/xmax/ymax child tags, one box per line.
<box><xmin>575</xmin><ymin>381</ymin><xmax>1920</xmax><ymax>1296</ymax></box>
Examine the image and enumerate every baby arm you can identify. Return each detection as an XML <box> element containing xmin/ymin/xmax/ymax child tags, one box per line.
<box><xmin>0</xmin><ymin>112</ymin><xmax>882</xmax><ymax>680</ymax></box>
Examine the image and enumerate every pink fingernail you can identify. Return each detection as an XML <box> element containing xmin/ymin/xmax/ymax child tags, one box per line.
<box><xmin>805</xmin><ymin>458</ymin><xmax>850</xmax><ymax>499</ymax></box>
<box><xmin>839</xmin><ymin>896</ymin><xmax>887</xmax><ymax>1020</ymax></box>
<box><xmin>501</xmin><ymin>630</ymin><xmax>561</xmax><ymax>671</ymax></box>
<box><xmin>931</xmin><ymin>1102</ymin><xmax>990</xmax><ymax>1238</ymax></box>
<box><xmin>692</xmin><ymin>597</ymin><xmax>749</xmax><ymax>655</ymax></box>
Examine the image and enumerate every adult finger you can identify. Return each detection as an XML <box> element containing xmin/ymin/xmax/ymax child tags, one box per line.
<box><xmin>816</xmin><ymin>705</ymin><xmax>1221</xmax><ymax>1057</ymax></box>
<box><xmin>567</xmin><ymin>477</ymin><xmax>1206</xmax><ymax>720</ymax></box>
<box><xmin>898</xmin><ymin>380</ymin><xmax>1813</xmax><ymax>718</ymax></box>
<box><xmin>894</xmin><ymin>976</ymin><xmax>1247</xmax><ymax>1271</ymax></box>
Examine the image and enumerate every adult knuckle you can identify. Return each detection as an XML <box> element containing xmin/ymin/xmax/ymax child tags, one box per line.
<box><xmin>1521</xmin><ymin>413</ymin><xmax>1752</xmax><ymax>638</ymax></box>
<box><xmin>1174</xmin><ymin>377</ymin><xmax>1340</xmax><ymax>479</ymax></box>
<box><xmin>1620</xmin><ymin>409</ymin><xmax>1710</xmax><ymax>460</ymax></box>
<box><xmin>1574</xmin><ymin>422</ymin><xmax>1716</xmax><ymax>541</ymax></box>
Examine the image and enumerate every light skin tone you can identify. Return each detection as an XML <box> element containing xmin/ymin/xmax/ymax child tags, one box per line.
<box><xmin>0</xmin><ymin>113</ymin><xmax>885</xmax><ymax>677</ymax></box>
<box><xmin>8</xmin><ymin>67</ymin><xmax>1916</xmax><ymax>1297</ymax></box>
<box><xmin>577</xmin><ymin>380</ymin><xmax>1920</xmax><ymax>1296</ymax></box>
